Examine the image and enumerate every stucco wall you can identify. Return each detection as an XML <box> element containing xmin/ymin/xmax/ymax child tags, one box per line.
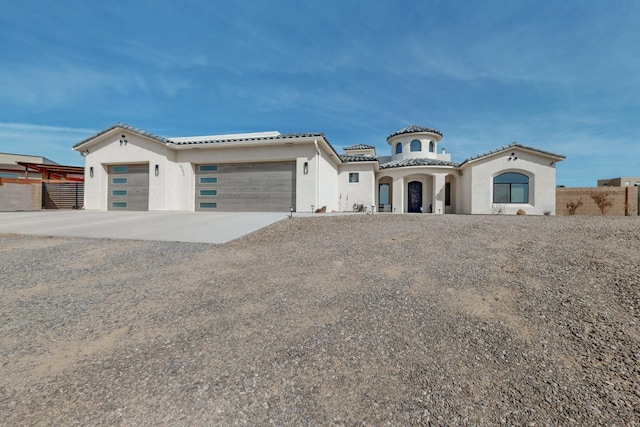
<box><xmin>387</xmin><ymin>132</ymin><xmax>442</xmax><ymax>161</ymax></box>
<box><xmin>83</xmin><ymin>134</ymin><xmax>172</xmax><ymax>210</ymax></box>
<box><xmin>338</xmin><ymin>163</ymin><xmax>376</xmax><ymax>212</ymax></box>
<box><xmin>461</xmin><ymin>148</ymin><xmax>558</xmax><ymax>215</ymax></box>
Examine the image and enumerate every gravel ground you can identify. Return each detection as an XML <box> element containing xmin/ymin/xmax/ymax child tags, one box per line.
<box><xmin>1</xmin><ymin>214</ymin><xmax>639</xmax><ymax>426</ymax></box>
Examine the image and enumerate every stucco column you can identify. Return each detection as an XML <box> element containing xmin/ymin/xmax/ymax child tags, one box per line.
<box><xmin>432</xmin><ymin>173</ymin><xmax>447</xmax><ymax>214</ymax></box>
<box><xmin>392</xmin><ymin>176</ymin><xmax>404</xmax><ymax>213</ymax></box>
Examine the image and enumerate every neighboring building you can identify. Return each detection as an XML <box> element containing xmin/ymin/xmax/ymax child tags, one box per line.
<box><xmin>0</xmin><ymin>153</ymin><xmax>84</xmax><ymax>211</ymax></box>
<box><xmin>73</xmin><ymin>123</ymin><xmax>565</xmax><ymax>214</ymax></box>
<box><xmin>597</xmin><ymin>177</ymin><xmax>640</xmax><ymax>188</ymax></box>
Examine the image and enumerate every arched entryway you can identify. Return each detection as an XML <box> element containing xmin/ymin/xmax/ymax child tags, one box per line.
<box><xmin>408</xmin><ymin>181</ymin><xmax>422</xmax><ymax>213</ymax></box>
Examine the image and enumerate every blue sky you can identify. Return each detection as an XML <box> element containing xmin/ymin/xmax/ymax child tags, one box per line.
<box><xmin>1</xmin><ymin>1</ymin><xmax>638</xmax><ymax>186</ymax></box>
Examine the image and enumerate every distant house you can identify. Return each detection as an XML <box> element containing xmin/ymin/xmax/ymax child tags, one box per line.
<box><xmin>0</xmin><ymin>153</ymin><xmax>84</xmax><ymax>211</ymax></box>
<box><xmin>73</xmin><ymin>123</ymin><xmax>565</xmax><ymax>215</ymax></box>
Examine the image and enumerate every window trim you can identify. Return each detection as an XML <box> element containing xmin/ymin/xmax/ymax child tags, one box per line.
<box><xmin>348</xmin><ymin>172</ymin><xmax>359</xmax><ymax>183</ymax></box>
<box><xmin>429</xmin><ymin>141</ymin><xmax>435</xmax><ymax>153</ymax></box>
<box><xmin>395</xmin><ymin>143</ymin><xmax>402</xmax><ymax>154</ymax></box>
<box><xmin>199</xmin><ymin>189</ymin><xmax>218</xmax><ymax>197</ymax></box>
<box><xmin>112</xmin><ymin>177</ymin><xmax>128</xmax><ymax>184</ymax></box>
<box><xmin>111</xmin><ymin>201</ymin><xmax>127</xmax><ymax>208</ymax></box>
<box><xmin>112</xmin><ymin>165</ymin><xmax>129</xmax><ymax>173</ymax></box>
<box><xmin>111</xmin><ymin>189</ymin><xmax>128</xmax><ymax>196</ymax></box>
<box><xmin>199</xmin><ymin>202</ymin><xmax>218</xmax><ymax>209</ymax></box>
<box><xmin>410</xmin><ymin>140</ymin><xmax>421</xmax><ymax>152</ymax></box>
<box><xmin>199</xmin><ymin>165</ymin><xmax>218</xmax><ymax>172</ymax></box>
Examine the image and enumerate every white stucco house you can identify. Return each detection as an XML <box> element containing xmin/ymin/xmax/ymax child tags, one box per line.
<box><xmin>72</xmin><ymin>123</ymin><xmax>565</xmax><ymax>215</ymax></box>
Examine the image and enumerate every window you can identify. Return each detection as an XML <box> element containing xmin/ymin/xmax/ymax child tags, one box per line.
<box><xmin>199</xmin><ymin>189</ymin><xmax>217</xmax><ymax>196</ymax></box>
<box><xmin>445</xmin><ymin>182</ymin><xmax>451</xmax><ymax>206</ymax></box>
<box><xmin>111</xmin><ymin>190</ymin><xmax>127</xmax><ymax>196</ymax></box>
<box><xmin>199</xmin><ymin>177</ymin><xmax>218</xmax><ymax>184</ymax></box>
<box><xmin>410</xmin><ymin>140</ymin><xmax>421</xmax><ymax>152</ymax></box>
<box><xmin>199</xmin><ymin>165</ymin><xmax>218</xmax><ymax>171</ymax></box>
<box><xmin>429</xmin><ymin>141</ymin><xmax>435</xmax><ymax>153</ymax></box>
<box><xmin>112</xmin><ymin>177</ymin><xmax>127</xmax><ymax>184</ymax></box>
<box><xmin>349</xmin><ymin>173</ymin><xmax>359</xmax><ymax>183</ymax></box>
<box><xmin>111</xmin><ymin>202</ymin><xmax>127</xmax><ymax>208</ymax></box>
<box><xmin>112</xmin><ymin>165</ymin><xmax>128</xmax><ymax>173</ymax></box>
<box><xmin>0</xmin><ymin>172</ymin><xmax>20</xmax><ymax>178</ymax></box>
<box><xmin>395</xmin><ymin>143</ymin><xmax>402</xmax><ymax>154</ymax></box>
<box><xmin>493</xmin><ymin>172</ymin><xmax>529</xmax><ymax>203</ymax></box>
<box><xmin>199</xmin><ymin>202</ymin><xmax>217</xmax><ymax>209</ymax></box>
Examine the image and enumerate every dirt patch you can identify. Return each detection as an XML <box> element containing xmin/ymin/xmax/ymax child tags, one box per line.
<box><xmin>1</xmin><ymin>215</ymin><xmax>639</xmax><ymax>426</ymax></box>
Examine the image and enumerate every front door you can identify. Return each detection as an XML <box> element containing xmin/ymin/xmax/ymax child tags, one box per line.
<box><xmin>408</xmin><ymin>181</ymin><xmax>422</xmax><ymax>213</ymax></box>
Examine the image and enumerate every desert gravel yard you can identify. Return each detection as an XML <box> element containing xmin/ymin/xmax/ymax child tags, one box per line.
<box><xmin>1</xmin><ymin>214</ymin><xmax>640</xmax><ymax>425</ymax></box>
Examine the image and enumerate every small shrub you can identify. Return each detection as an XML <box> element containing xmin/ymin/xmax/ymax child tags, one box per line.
<box><xmin>492</xmin><ymin>204</ymin><xmax>505</xmax><ymax>214</ymax></box>
<box><xmin>516</xmin><ymin>208</ymin><xmax>526</xmax><ymax>215</ymax></box>
<box><xmin>590</xmin><ymin>191</ymin><xmax>614</xmax><ymax>215</ymax></box>
<box><xmin>566</xmin><ymin>198</ymin><xmax>583</xmax><ymax>215</ymax></box>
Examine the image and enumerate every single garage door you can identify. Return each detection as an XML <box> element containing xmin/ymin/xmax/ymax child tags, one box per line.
<box><xmin>195</xmin><ymin>162</ymin><xmax>296</xmax><ymax>212</ymax></box>
<box><xmin>107</xmin><ymin>164</ymin><xmax>149</xmax><ymax>211</ymax></box>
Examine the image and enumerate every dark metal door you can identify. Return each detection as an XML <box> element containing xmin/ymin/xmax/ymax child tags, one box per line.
<box><xmin>408</xmin><ymin>181</ymin><xmax>422</xmax><ymax>213</ymax></box>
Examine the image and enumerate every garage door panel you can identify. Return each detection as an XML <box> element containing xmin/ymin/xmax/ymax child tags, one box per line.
<box><xmin>107</xmin><ymin>163</ymin><xmax>149</xmax><ymax>211</ymax></box>
<box><xmin>196</xmin><ymin>161</ymin><xmax>295</xmax><ymax>212</ymax></box>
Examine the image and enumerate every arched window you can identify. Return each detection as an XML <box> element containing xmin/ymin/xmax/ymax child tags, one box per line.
<box><xmin>493</xmin><ymin>172</ymin><xmax>529</xmax><ymax>203</ymax></box>
<box><xmin>395</xmin><ymin>142</ymin><xmax>402</xmax><ymax>154</ymax></box>
<box><xmin>410</xmin><ymin>140</ymin><xmax>421</xmax><ymax>152</ymax></box>
<box><xmin>429</xmin><ymin>141</ymin><xmax>435</xmax><ymax>152</ymax></box>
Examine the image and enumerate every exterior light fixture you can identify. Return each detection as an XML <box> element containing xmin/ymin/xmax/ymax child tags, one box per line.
<box><xmin>303</xmin><ymin>162</ymin><xmax>308</xmax><ymax>174</ymax></box>
<box><xmin>155</xmin><ymin>164</ymin><xmax>159</xmax><ymax>176</ymax></box>
<box><xmin>89</xmin><ymin>166</ymin><xmax>94</xmax><ymax>178</ymax></box>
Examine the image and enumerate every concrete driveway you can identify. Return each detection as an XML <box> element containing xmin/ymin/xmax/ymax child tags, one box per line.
<box><xmin>0</xmin><ymin>211</ymin><xmax>291</xmax><ymax>243</ymax></box>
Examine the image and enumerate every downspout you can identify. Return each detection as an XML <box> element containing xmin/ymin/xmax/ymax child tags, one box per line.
<box><xmin>314</xmin><ymin>140</ymin><xmax>320</xmax><ymax>212</ymax></box>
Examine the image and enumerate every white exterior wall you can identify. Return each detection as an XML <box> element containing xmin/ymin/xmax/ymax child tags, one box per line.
<box><xmin>387</xmin><ymin>132</ymin><xmax>442</xmax><ymax>161</ymax></box>
<box><xmin>338</xmin><ymin>163</ymin><xmax>376</xmax><ymax>212</ymax></box>
<box><xmin>83</xmin><ymin>134</ymin><xmax>172</xmax><ymax>211</ymax></box>
<box><xmin>316</xmin><ymin>149</ymin><xmax>339</xmax><ymax>212</ymax></box>
<box><xmin>457</xmin><ymin>168</ymin><xmax>473</xmax><ymax>214</ymax></box>
<box><xmin>175</xmin><ymin>142</ymin><xmax>320</xmax><ymax>212</ymax></box>
<box><xmin>462</xmin><ymin>148</ymin><xmax>558</xmax><ymax>215</ymax></box>
<box><xmin>82</xmin><ymin>131</ymin><xmax>330</xmax><ymax>212</ymax></box>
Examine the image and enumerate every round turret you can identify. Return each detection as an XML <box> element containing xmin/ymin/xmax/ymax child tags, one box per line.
<box><xmin>387</xmin><ymin>125</ymin><xmax>443</xmax><ymax>161</ymax></box>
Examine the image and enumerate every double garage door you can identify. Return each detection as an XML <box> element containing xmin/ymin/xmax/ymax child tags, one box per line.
<box><xmin>195</xmin><ymin>162</ymin><xmax>296</xmax><ymax>212</ymax></box>
<box><xmin>107</xmin><ymin>164</ymin><xmax>149</xmax><ymax>211</ymax></box>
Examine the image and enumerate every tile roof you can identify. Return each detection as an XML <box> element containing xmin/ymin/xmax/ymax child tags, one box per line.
<box><xmin>380</xmin><ymin>157</ymin><xmax>459</xmax><ymax>169</ymax></box>
<box><xmin>170</xmin><ymin>132</ymin><xmax>326</xmax><ymax>145</ymax></box>
<box><xmin>339</xmin><ymin>155</ymin><xmax>378</xmax><ymax>162</ymax></box>
<box><xmin>73</xmin><ymin>123</ymin><xmax>172</xmax><ymax>148</ymax></box>
<box><xmin>459</xmin><ymin>143</ymin><xmax>566</xmax><ymax>166</ymax></box>
<box><xmin>344</xmin><ymin>144</ymin><xmax>375</xmax><ymax>150</ymax></box>
<box><xmin>74</xmin><ymin>123</ymin><xmax>342</xmax><ymax>159</ymax></box>
<box><xmin>387</xmin><ymin>124</ymin><xmax>443</xmax><ymax>140</ymax></box>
